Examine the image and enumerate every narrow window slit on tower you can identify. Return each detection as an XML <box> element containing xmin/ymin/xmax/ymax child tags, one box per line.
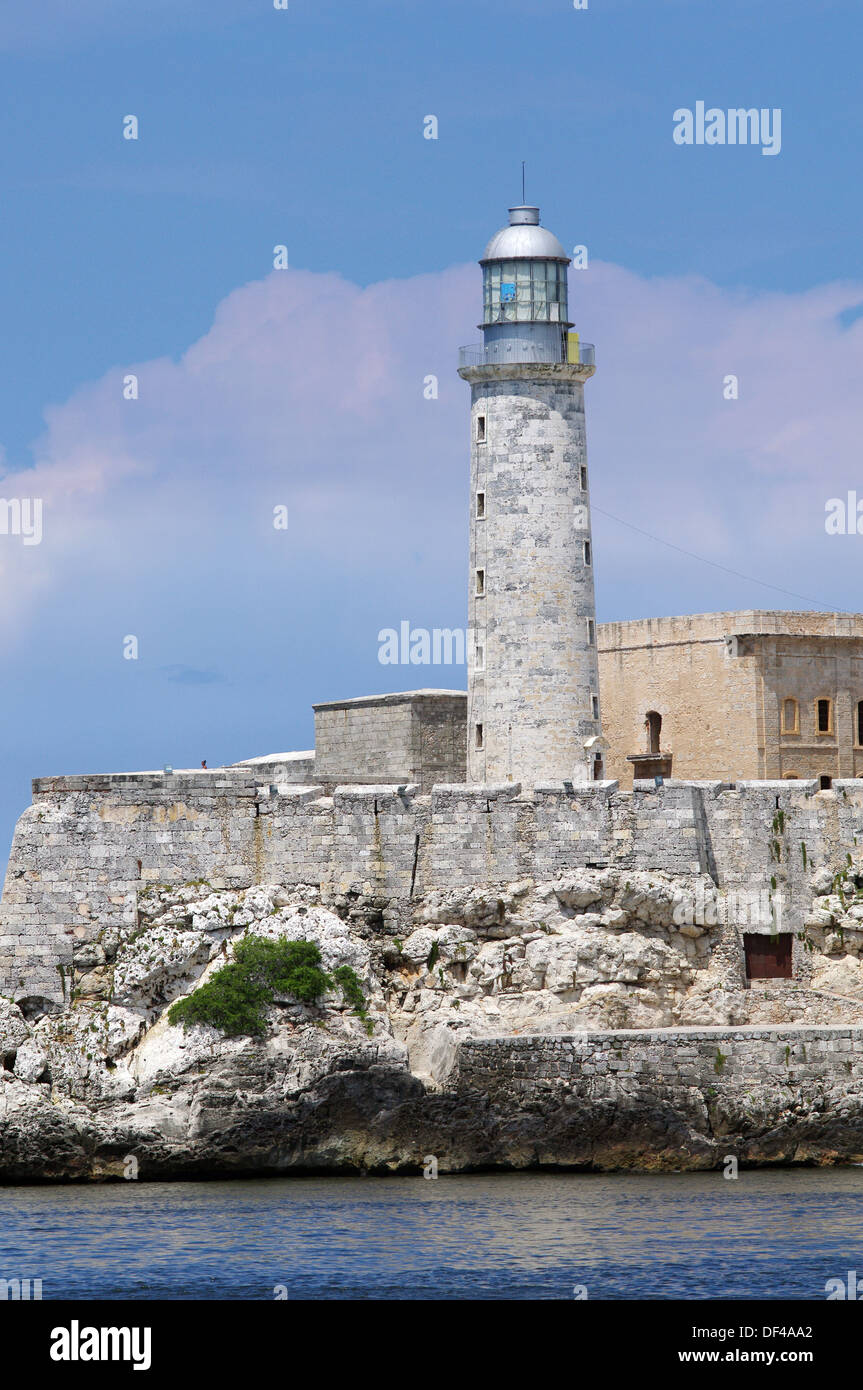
<box><xmin>587</xmin><ymin>618</ymin><xmax>595</xmax><ymax>645</ymax></box>
<box><xmin>646</xmin><ymin>710</ymin><xmax>662</xmax><ymax>755</ymax></box>
<box><xmin>476</xmin><ymin>568</ymin><xmax>485</xmax><ymax>595</ymax></box>
<box><xmin>591</xmin><ymin>694</ymin><xmax>599</xmax><ymax>720</ymax></box>
<box><xmin>580</xmin><ymin>466</ymin><xmax>587</xmax><ymax>490</ymax></box>
<box><xmin>476</xmin><ymin>491</ymin><xmax>485</xmax><ymax>518</ymax></box>
<box><xmin>409</xmin><ymin>833</ymin><xmax>420</xmax><ymax>898</ymax></box>
<box><xmin>475</xmin><ymin>645</ymin><xmax>485</xmax><ymax>671</ymax></box>
<box><xmin>475</xmin><ymin>723</ymin><xmax>484</xmax><ymax>750</ymax></box>
<box><xmin>476</xmin><ymin>415</ymin><xmax>486</xmax><ymax>442</ymax></box>
<box><xmin>584</xmin><ymin>540</ymin><xmax>591</xmax><ymax>565</ymax></box>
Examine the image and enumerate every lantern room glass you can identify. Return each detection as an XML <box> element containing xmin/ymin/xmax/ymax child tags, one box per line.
<box><xmin>482</xmin><ymin>259</ymin><xmax>568</xmax><ymax>325</ymax></box>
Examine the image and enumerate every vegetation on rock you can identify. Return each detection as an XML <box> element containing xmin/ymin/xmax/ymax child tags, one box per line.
<box><xmin>168</xmin><ymin>936</ymin><xmax>368</xmax><ymax>1037</ymax></box>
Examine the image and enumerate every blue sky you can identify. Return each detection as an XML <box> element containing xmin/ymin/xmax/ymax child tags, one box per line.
<box><xmin>1</xmin><ymin>0</ymin><xmax>863</xmax><ymax>869</ymax></box>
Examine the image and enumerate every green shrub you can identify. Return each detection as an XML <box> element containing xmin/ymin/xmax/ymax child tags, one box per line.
<box><xmin>332</xmin><ymin>963</ymin><xmax>364</xmax><ymax>1013</ymax></box>
<box><xmin>332</xmin><ymin>964</ymin><xmax>373</xmax><ymax>1035</ymax></box>
<box><xmin>168</xmin><ymin>936</ymin><xmax>369</xmax><ymax>1037</ymax></box>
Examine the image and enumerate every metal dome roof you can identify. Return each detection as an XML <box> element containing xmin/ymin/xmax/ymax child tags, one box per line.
<box><xmin>481</xmin><ymin>206</ymin><xmax>569</xmax><ymax>263</ymax></box>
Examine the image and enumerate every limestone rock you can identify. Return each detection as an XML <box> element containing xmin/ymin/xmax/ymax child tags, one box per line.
<box><xmin>13</xmin><ymin>1039</ymin><xmax>48</xmax><ymax>1083</ymax></box>
<box><xmin>811</xmin><ymin>867</ymin><xmax>836</xmax><ymax>896</ymax></box>
<box><xmin>76</xmin><ymin>966</ymin><xmax>113</xmax><ymax>1000</ymax></box>
<box><xmin>0</xmin><ymin>998</ymin><xmax>29</xmax><ymax>1058</ymax></box>
<box><xmin>112</xmin><ymin>926</ymin><xmax>213</xmax><ymax>1007</ymax></box>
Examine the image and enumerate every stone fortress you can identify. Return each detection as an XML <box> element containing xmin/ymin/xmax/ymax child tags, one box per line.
<box><xmin>4</xmin><ymin>204</ymin><xmax>863</xmax><ymax>1177</ymax></box>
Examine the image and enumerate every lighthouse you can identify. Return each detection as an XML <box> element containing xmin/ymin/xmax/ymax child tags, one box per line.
<box><xmin>458</xmin><ymin>204</ymin><xmax>605</xmax><ymax>787</ymax></box>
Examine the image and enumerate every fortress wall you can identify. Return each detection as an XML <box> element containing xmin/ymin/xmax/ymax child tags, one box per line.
<box><xmin>455</xmin><ymin>1025</ymin><xmax>863</xmax><ymax>1092</ymax></box>
<box><xmin>5</xmin><ymin>773</ymin><xmax>863</xmax><ymax>1005</ymax></box>
<box><xmin>704</xmin><ymin>779</ymin><xmax>863</xmax><ymax>918</ymax></box>
<box><xmin>0</xmin><ymin>775</ymin><xmax>260</xmax><ymax>1005</ymax></box>
<box><xmin>256</xmin><ymin>786</ymin><xmax>429</xmax><ymax>897</ymax></box>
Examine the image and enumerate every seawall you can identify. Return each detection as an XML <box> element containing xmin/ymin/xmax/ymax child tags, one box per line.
<box><xmin>455</xmin><ymin>1024</ymin><xmax>863</xmax><ymax>1090</ymax></box>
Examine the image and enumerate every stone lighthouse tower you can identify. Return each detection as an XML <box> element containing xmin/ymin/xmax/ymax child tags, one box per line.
<box><xmin>458</xmin><ymin>204</ymin><xmax>604</xmax><ymax>786</ymax></box>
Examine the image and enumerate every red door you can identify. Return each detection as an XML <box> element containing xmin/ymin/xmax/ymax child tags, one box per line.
<box><xmin>744</xmin><ymin>933</ymin><xmax>792</xmax><ymax>980</ymax></box>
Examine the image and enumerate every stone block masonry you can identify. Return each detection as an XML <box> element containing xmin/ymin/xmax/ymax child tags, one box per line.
<box><xmin>598</xmin><ymin>610</ymin><xmax>863</xmax><ymax>785</ymax></box>
<box><xmin>454</xmin><ymin>1025</ymin><xmax>863</xmax><ymax>1093</ymax></box>
<box><xmin>313</xmin><ymin>691</ymin><xmax>467</xmax><ymax>792</ymax></box>
<box><xmin>4</xmin><ymin>771</ymin><xmax>863</xmax><ymax>1006</ymax></box>
<box><xmin>0</xmin><ymin>773</ymin><xmax>260</xmax><ymax>1007</ymax></box>
<box><xmin>461</xmin><ymin>365</ymin><xmax>602</xmax><ymax>786</ymax></box>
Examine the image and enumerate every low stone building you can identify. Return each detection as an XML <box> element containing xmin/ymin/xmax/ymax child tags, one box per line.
<box><xmin>311</xmin><ymin>690</ymin><xmax>466</xmax><ymax>792</ymax></box>
<box><xmin>598</xmin><ymin>610</ymin><xmax>863</xmax><ymax>787</ymax></box>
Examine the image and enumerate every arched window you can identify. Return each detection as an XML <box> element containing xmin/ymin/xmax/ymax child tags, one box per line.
<box><xmin>645</xmin><ymin>710</ymin><xmax>662</xmax><ymax>755</ymax></box>
<box><xmin>781</xmin><ymin>698</ymin><xmax>799</xmax><ymax>734</ymax></box>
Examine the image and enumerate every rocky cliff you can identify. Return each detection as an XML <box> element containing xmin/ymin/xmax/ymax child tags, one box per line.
<box><xmin>4</xmin><ymin>865</ymin><xmax>863</xmax><ymax>1179</ymax></box>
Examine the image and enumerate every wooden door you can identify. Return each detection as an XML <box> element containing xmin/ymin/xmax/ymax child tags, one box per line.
<box><xmin>744</xmin><ymin>933</ymin><xmax>792</xmax><ymax>980</ymax></box>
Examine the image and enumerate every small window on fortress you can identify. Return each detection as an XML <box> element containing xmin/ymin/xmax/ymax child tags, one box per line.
<box><xmin>646</xmin><ymin>710</ymin><xmax>662</xmax><ymax>755</ymax></box>
<box><xmin>857</xmin><ymin>700</ymin><xmax>863</xmax><ymax>746</ymax></box>
<box><xmin>476</xmin><ymin>491</ymin><xmax>485</xmax><ymax>519</ymax></box>
<box><xmin>475</xmin><ymin>723</ymin><xmax>484</xmax><ymax>749</ymax></box>
<box><xmin>475</xmin><ymin>644</ymin><xmax>485</xmax><ymax>672</ymax></box>
<box><xmin>580</xmin><ymin>466</ymin><xmax>588</xmax><ymax>490</ymax></box>
<box><xmin>476</xmin><ymin>414</ymin><xmax>486</xmax><ymax>443</ymax></box>
<box><xmin>475</xmin><ymin>568</ymin><xmax>485</xmax><ymax>596</ymax></box>
<box><xmin>591</xmin><ymin>694</ymin><xmax>600</xmax><ymax>720</ymax></box>
<box><xmin>584</xmin><ymin>540</ymin><xmax>592</xmax><ymax>565</ymax></box>
<box><xmin>587</xmin><ymin>618</ymin><xmax>595</xmax><ymax>645</ymax></box>
<box><xmin>781</xmin><ymin>698</ymin><xmax>799</xmax><ymax>735</ymax></box>
<box><xmin>817</xmin><ymin>698</ymin><xmax>833</xmax><ymax>734</ymax></box>
<box><xmin>820</xmin><ymin>775</ymin><xmax>833</xmax><ymax>790</ymax></box>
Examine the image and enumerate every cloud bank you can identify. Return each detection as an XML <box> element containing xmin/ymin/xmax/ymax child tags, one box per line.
<box><xmin>4</xmin><ymin>256</ymin><xmax>863</xmax><ymax>645</ymax></box>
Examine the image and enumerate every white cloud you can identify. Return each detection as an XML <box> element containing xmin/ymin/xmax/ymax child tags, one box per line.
<box><xmin>3</xmin><ymin>258</ymin><xmax>863</xmax><ymax>646</ymax></box>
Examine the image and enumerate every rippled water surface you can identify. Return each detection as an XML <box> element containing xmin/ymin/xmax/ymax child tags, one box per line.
<box><xmin>2</xmin><ymin>1168</ymin><xmax>862</xmax><ymax>1299</ymax></box>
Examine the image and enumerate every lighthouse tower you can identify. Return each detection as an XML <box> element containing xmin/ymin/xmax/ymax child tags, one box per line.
<box><xmin>458</xmin><ymin>204</ymin><xmax>604</xmax><ymax>787</ymax></box>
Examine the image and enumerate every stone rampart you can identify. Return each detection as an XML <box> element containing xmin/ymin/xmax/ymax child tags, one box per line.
<box><xmin>3</xmin><ymin>772</ymin><xmax>863</xmax><ymax>1005</ymax></box>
